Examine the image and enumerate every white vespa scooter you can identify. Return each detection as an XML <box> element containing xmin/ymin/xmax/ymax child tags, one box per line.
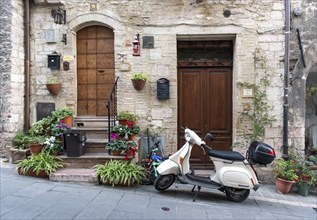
<box><xmin>154</xmin><ymin>128</ymin><xmax>276</xmax><ymax>202</ymax></box>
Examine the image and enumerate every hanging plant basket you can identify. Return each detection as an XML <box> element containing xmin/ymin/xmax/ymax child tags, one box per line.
<box><xmin>131</xmin><ymin>79</ymin><xmax>146</xmax><ymax>91</ymax></box>
<box><xmin>46</xmin><ymin>83</ymin><xmax>61</xmax><ymax>95</ymax></box>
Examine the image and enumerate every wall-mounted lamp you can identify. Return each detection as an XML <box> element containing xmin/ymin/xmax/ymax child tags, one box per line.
<box><xmin>51</xmin><ymin>8</ymin><xmax>66</xmax><ymax>25</ymax></box>
<box><xmin>132</xmin><ymin>34</ymin><xmax>140</xmax><ymax>56</ymax></box>
<box><xmin>61</xmin><ymin>33</ymin><xmax>67</xmax><ymax>45</ymax></box>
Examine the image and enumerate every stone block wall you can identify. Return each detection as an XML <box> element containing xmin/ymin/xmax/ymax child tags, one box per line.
<box><xmin>0</xmin><ymin>0</ymin><xmax>25</xmax><ymax>156</ymax></box>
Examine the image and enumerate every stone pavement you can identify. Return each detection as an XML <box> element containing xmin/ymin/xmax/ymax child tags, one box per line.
<box><xmin>1</xmin><ymin>160</ymin><xmax>316</xmax><ymax>220</ymax></box>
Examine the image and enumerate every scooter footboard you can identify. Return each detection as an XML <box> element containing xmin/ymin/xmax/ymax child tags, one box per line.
<box><xmin>219</xmin><ymin>166</ymin><xmax>256</xmax><ymax>189</ymax></box>
<box><xmin>156</xmin><ymin>160</ymin><xmax>180</xmax><ymax>175</ymax></box>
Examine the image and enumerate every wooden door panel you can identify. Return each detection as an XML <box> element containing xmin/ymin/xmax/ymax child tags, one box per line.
<box><xmin>97</xmin><ymin>100</ymin><xmax>107</xmax><ymax>116</ymax></box>
<box><xmin>86</xmin><ymin>27</ymin><xmax>96</xmax><ymax>38</ymax></box>
<box><xmin>87</xmin><ymin>69</ymin><xmax>96</xmax><ymax>84</ymax></box>
<box><xmin>87</xmin><ymin>39</ymin><xmax>97</xmax><ymax>53</ymax></box>
<box><xmin>77</xmin><ymin>100</ymin><xmax>87</xmax><ymax>115</ymax></box>
<box><xmin>77</xmin><ymin>55</ymin><xmax>87</xmax><ymax>68</ymax></box>
<box><xmin>77</xmin><ymin>69</ymin><xmax>87</xmax><ymax>84</ymax></box>
<box><xmin>77</xmin><ymin>85</ymin><xmax>87</xmax><ymax>100</ymax></box>
<box><xmin>97</xmin><ymin>26</ymin><xmax>114</xmax><ymax>38</ymax></box>
<box><xmin>87</xmin><ymin>54</ymin><xmax>96</xmax><ymax>68</ymax></box>
<box><xmin>77</xmin><ymin>40</ymin><xmax>86</xmax><ymax>53</ymax></box>
<box><xmin>97</xmin><ymin>39</ymin><xmax>114</xmax><ymax>53</ymax></box>
<box><xmin>96</xmin><ymin>54</ymin><xmax>114</xmax><ymax>68</ymax></box>
<box><xmin>87</xmin><ymin>100</ymin><xmax>96</xmax><ymax>115</ymax></box>
<box><xmin>97</xmin><ymin>84</ymin><xmax>112</xmax><ymax>98</ymax></box>
<box><xmin>97</xmin><ymin>69</ymin><xmax>115</xmax><ymax>83</ymax></box>
<box><xmin>87</xmin><ymin>85</ymin><xmax>96</xmax><ymax>99</ymax></box>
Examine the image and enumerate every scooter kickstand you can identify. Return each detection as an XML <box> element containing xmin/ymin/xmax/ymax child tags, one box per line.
<box><xmin>191</xmin><ymin>185</ymin><xmax>196</xmax><ymax>192</ymax></box>
<box><xmin>193</xmin><ymin>186</ymin><xmax>201</xmax><ymax>202</ymax></box>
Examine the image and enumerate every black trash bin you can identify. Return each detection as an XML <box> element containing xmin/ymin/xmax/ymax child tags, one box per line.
<box><xmin>157</xmin><ymin>78</ymin><xmax>169</xmax><ymax>100</ymax></box>
<box><xmin>64</xmin><ymin>131</ymin><xmax>86</xmax><ymax>157</ymax></box>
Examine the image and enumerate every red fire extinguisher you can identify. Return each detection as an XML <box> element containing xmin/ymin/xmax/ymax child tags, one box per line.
<box><xmin>132</xmin><ymin>34</ymin><xmax>140</xmax><ymax>56</ymax></box>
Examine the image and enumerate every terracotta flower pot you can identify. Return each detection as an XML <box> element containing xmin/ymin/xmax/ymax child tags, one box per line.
<box><xmin>118</xmin><ymin>119</ymin><xmax>127</xmax><ymax>125</ymax></box>
<box><xmin>112</xmin><ymin>150</ymin><xmax>121</xmax><ymax>156</ymax></box>
<box><xmin>46</xmin><ymin>83</ymin><xmax>61</xmax><ymax>95</ymax></box>
<box><xmin>275</xmin><ymin>178</ymin><xmax>294</xmax><ymax>194</ymax></box>
<box><xmin>29</xmin><ymin>144</ymin><xmax>43</xmax><ymax>154</ymax></box>
<box><xmin>63</xmin><ymin>115</ymin><xmax>73</xmax><ymax>127</ymax></box>
<box><xmin>18</xmin><ymin>168</ymin><xmax>49</xmax><ymax>179</ymax></box>
<box><xmin>131</xmin><ymin>79</ymin><xmax>146</xmax><ymax>91</ymax></box>
<box><xmin>128</xmin><ymin>134</ymin><xmax>136</xmax><ymax>141</ymax></box>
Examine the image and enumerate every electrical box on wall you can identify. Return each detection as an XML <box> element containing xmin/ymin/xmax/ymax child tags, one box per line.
<box><xmin>48</xmin><ymin>52</ymin><xmax>60</xmax><ymax>69</ymax></box>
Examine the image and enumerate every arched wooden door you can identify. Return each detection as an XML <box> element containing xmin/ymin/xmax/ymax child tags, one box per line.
<box><xmin>177</xmin><ymin>40</ymin><xmax>233</xmax><ymax>169</ymax></box>
<box><xmin>77</xmin><ymin>26</ymin><xmax>115</xmax><ymax>116</ymax></box>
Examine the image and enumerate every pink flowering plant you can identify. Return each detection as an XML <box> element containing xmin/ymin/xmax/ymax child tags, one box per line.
<box><xmin>51</xmin><ymin>120</ymin><xmax>71</xmax><ymax>137</ymax></box>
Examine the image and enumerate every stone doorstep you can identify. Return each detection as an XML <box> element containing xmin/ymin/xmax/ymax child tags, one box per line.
<box><xmin>49</xmin><ymin>168</ymin><xmax>99</xmax><ymax>185</ymax></box>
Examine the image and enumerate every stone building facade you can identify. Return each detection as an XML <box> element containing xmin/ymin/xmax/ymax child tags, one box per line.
<box><xmin>1</xmin><ymin>0</ymin><xmax>316</xmax><ymax>174</ymax></box>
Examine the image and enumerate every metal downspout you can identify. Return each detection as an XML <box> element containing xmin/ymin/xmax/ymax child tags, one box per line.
<box><xmin>282</xmin><ymin>0</ymin><xmax>290</xmax><ymax>160</ymax></box>
<box><xmin>24</xmin><ymin>0</ymin><xmax>30</xmax><ymax>132</ymax></box>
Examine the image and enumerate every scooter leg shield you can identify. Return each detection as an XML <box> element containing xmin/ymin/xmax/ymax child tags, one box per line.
<box><xmin>156</xmin><ymin>160</ymin><xmax>180</xmax><ymax>175</ymax></box>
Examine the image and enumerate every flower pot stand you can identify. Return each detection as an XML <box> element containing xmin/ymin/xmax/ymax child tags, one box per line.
<box><xmin>296</xmin><ymin>183</ymin><xmax>310</xmax><ymax>197</ymax></box>
<box><xmin>9</xmin><ymin>148</ymin><xmax>30</xmax><ymax>164</ymax></box>
<box><xmin>275</xmin><ymin>178</ymin><xmax>294</xmax><ymax>194</ymax></box>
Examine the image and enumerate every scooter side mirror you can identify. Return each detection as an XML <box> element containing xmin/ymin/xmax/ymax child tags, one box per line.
<box><xmin>205</xmin><ymin>133</ymin><xmax>214</xmax><ymax>142</ymax></box>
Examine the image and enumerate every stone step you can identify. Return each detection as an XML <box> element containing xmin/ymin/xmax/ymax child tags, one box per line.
<box><xmin>59</xmin><ymin>152</ymin><xmax>132</xmax><ymax>169</ymax></box>
<box><xmin>85</xmin><ymin>139</ymin><xmax>107</xmax><ymax>153</ymax></box>
<box><xmin>49</xmin><ymin>168</ymin><xmax>99</xmax><ymax>185</ymax></box>
<box><xmin>71</xmin><ymin>127</ymin><xmax>109</xmax><ymax>139</ymax></box>
<box><xmin>73</xmin><ymin>116</ymin><xmax>114</xmax><ymax>128</ymax></box>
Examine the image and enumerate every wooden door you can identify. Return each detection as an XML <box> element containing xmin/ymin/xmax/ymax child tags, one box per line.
<box><xmin>177</xmin><ymin>40</ymin><xmax>233</xmax><ymax>169</ymax></box>
<box><xmin>77</xmin><ymin>26</ymin><xmax>115</xmax><ymax>116</ymax></box>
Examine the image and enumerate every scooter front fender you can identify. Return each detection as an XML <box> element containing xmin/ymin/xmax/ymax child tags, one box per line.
<box><xmin>157</xmin><ymin>160</ymin><xmax>180</xmax><ymax>175</ymax></box>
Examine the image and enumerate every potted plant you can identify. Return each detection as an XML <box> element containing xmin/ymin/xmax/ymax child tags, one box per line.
<box><xmin>29</xmin><ymin>116</ymin><xmax>55</xmax><ymax>136</ymax></box>
<box><xmin>16</xmin><ymin>151</ymin><xmax>66</xmax><ymax>178</ymax></box>
<box><xmin>43</xmin><ymin>136</ymin><xmax>63</xmax><ymax>156</ymax></box>
<box><xmin>131</xmin><ymin>72</ymin><xmax>148</xmax><ymax>91</ymax></box>
<box><xmin>51</xmin><ymin>119</ymin><xmax>71</xmax><ymax>138</ymax></box>
<box><xmin>117</xmin><ymin>110</ymin><xmax>137</xmax><ymax>125</ymax></box>
<box><xmin>93</xmin><ymin>160</ymin><xmax>146</xmax><ymax>187</ymax></box>
<box><xmin>106</xmin><ymin>139</ymin><xmax>128</xmax><ymax>156</ymax></box>
<box><xmin>295</xmin><ymin>161</ymin><xmax>317</xmax><ymax>196</ymax></box>
<box><xmin>27</xmin><ymin>135</ymin><xmax>47</xmax><ymax>154</ymax></box>
<box><xmin>274</xmin><ymin>158</ymin><xmax>299</xmax><ymax>194</ymax></box>
<box><xmin>52</xmin><ymin>107</ymin><xmax>75</xmax><ymax>127</ymax></box>
<box><xmin>10</xmin><ymin>133</ymin><xmax>32</xmax><ymax>163</ymax></box>
<box><xmin>46</xmin><ymin>78</ymin><xmax>61</xmax><ymax>95</ymax></box>
<box><xmin>127</xmin><ymin>124</ymin><xmax>140</xmax><ymax>141</ymax></box>
<box><xmin>111</xmin><ymin>124</ymin><xmax>128</xmax><ymax>138</ymax></box>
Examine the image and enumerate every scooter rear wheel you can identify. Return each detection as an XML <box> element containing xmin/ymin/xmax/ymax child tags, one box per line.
<box><xmin>154</xmin><ymin>174</ymin><xmax>175</xmax><ymax>191</ymax></box>
<box><xmin>225</xmin><ymin>187</ymin><xmax>250</xmax><ymax>202</ymax></box>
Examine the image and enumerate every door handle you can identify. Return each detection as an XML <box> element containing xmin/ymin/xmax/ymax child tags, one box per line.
<box><xmin>97</xmin><ymin>70</ymin><xmax>105</xmax><ymax>73</ymax></box>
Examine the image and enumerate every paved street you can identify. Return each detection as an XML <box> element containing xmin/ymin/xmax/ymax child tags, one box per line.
<box><xmin>1</xmin><ymin>160</ymin><xmax>316</xmax><ymax>220</ymax></box>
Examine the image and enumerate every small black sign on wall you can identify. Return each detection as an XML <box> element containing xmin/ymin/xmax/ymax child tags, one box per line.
<box><xmin>36</xmin><ymin>102</ymin><xmax>55</xmax><ymax>121</ymax></box>
<box><xmin>142</xmin><ymin>36</ymin><xmax>154</xmax><ymax>48</ymax></box>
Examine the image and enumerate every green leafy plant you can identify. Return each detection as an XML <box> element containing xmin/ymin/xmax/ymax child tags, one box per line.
<box><xmin>51</xmin><ymin>119</ymin><xmax>71</xmax><ymax>137</ymax></box>
<box><xmin>127</xmin><ymin>125</ymin><xmax>140</xmax><ymax>135</ymax></box>
<box><xmin>118</xmin><ymin>110</ymin><xmax>137</xmax><ymax>122</ymax></box>
<box><xmin>52</xmin><ymin>107</ymin><xmax>75</xmax><ymax>121</ymax></box>
<box><xmin>111</xmin><ymin>124</ymin><xmax>128</xmax><ymax>137</ymax></box>
<box><xmin>307</xmin><ymin>85</ymin><xmax>317</xmax><ymax>96</ymax></box>
<box><xmin>47</xmin><ymin>78</ymin><xmax>60</xmax><ymax>84</ymax></box>
<box><xmin>94</xmin><ymin>160</ymin><xmax>146</xmax><ymax>187</ymax></box>
<box><xmin>43</xmin><ymin>136</ymin><xmax>62</xmax><ymax>154</ymax></box>
<box><xmin>132</xmin><ymin>72</ymin><xmax>148</xmax><ymax>81</ymax></box>
<box><xmin>274</xmin><ymin>158</ymin><xmax>298</xmax><ymax>182</ymax></box>
<box><xmin>106</xmin><ymin>139</ymin><xmax>136</xmax><ymax>152</ymax></box>
<box><xmin>16</xmin><ymin>151</ymin><xmax>66</xmax><ymax>175</ymax></box>
<box><xmin>29</xmin><ymin>116</ymin><xmax>55</xmax><ymax>136</ymax></box>
<box><xmin>295</xmin><ymin>161</ymin><xmax>317</xmax><ymax>186</ymax></box>
<box><xmin>12</xmin><ymin>133</ymin><xmax>31</xmax><ymax>150</ymax></box>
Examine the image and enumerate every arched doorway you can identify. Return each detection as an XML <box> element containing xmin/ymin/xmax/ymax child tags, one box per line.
<box><xmin>76</xmin><ymin>25</ymin><xmax>115</xmax><ymax>116</ymax></box>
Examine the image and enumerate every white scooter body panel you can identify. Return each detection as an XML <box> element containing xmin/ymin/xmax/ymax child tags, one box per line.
<box><xmin>156</xmin><ymin>159</ymin><xmax>180</xmax><ymax>175</ymax></box>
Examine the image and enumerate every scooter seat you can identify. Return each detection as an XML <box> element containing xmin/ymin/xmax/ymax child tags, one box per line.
<box><xmin>207</xmin><ymin>149</ymin><xmax>245</xmax><ymax>161</ymax></box>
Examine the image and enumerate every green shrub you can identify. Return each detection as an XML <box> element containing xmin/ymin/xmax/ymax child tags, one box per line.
<box><xmin>132</xmin><ymin>72</ymin><xmax>148</xmax><ymax>81</ymax></box>
<box><xmin>94</xmin><ymin>160</ymin><xmax>146</xmax><ymax>187</ymax></box>
<box><xmin>16</xmin><ymin>151</ymin><xmax>66</xmax><ymax>175</ymax></box>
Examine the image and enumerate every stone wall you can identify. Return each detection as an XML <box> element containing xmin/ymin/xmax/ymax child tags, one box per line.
<box><xmin>0</xmin><ymin>0</ymin><xmax>25</xmax><ymax>156</ymax></box>
<box><xmin>26</xmin><ymin>0</ymin><xmax>289</xmax><ymax>160</ymax></box>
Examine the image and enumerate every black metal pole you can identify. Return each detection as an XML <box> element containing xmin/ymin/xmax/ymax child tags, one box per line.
<box><xmin>282</xmin><ymin>0</ymin><xmax>290</xmax><ymax>160</ymax></box>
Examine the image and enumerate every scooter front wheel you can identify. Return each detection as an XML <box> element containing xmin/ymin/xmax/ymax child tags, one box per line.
<box><xmin>225</xmin><ymin>187</ymin><xmax>250</xmax><ymax>202</ymax></box>
<box><xmin>154</xmin><ymin>174</ymin><xmax>175</xmax><ymax>191</ymax></box>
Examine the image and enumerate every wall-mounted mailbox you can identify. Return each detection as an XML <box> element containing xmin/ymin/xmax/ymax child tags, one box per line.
<box><xmin>63</xmin><ymin>61</ymin><xmax>69</xmax><ymax>71</ymax></box>
<box><xmin>157</xmin><ymin>78</ymin><xmax>169</xmax><ymax>100</ymax></box>
<box><xmin>48</xmin><ymin>51</ymin><xmax>60</xmax><ymax>69</ymax></box>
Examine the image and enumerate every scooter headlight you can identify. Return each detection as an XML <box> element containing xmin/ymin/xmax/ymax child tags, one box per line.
<box><xmin>185</xmin><ymin>132</ymin><xmax>191</xmax><ymax>142</ymax></box>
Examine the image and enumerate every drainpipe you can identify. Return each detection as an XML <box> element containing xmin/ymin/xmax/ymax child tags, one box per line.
<box><xmin>282</xmin><ymin>0</ymin><xmax>290</xmax><ymax>160</ymax></box>
<box><xmin>24</xmin><ymin>0</ymin><xmax>30</xmax><ymax>132</ymax></box>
